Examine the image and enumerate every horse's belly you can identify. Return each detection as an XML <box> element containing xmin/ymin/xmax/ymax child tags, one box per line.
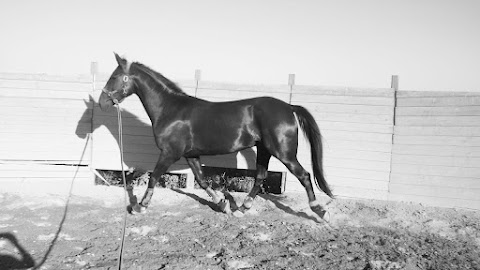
<box><xmin>188</xmin><ymin>104</ymin><xmax>260</xmax><ymax>156</ymax></box>
<box><xmin>189</xmin><ymin>125</ymin><xmax>258</xmax><ymax>156</ymax></box>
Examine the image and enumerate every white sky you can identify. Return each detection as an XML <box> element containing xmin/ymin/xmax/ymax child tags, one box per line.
<box><xmin>1</xmin><ymin>0</ymin><xmax>479</xmax><ymax>91</ymax></box>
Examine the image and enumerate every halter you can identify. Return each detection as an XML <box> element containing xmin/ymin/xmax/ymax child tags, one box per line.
<box><xmin>102</xmin><ymin>75</ymin><xmax>130</xmax><ymax>104</ymax></box>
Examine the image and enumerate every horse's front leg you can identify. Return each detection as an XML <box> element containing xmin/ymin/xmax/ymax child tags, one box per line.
<box><xmin>126</xmin><ymin>185</ymin><xmax>144</xmax><ymax>213</ymax></box>
<box><xmin>186</xmin><ymin>157</ymin><xmax>231</xmax><ymax>214</ymax></box>
<box><xmin>128</xmin><ymin>178</ymin><xmax>157</xmax><ymax>214</ymax></box>
<box><xmin>130</xmin><ymin>155</ymin><xmax>175</xmax><ymax>214</ymax></box>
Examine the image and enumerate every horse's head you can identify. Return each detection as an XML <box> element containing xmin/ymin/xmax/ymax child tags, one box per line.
<box><xmin>99</xmin><ymin>53</ymin><xmax>136</xmax><ymax>111</ymax></box>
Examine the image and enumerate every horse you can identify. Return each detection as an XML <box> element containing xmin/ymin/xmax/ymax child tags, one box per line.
<box><xmin>75</xmin><ymin>97</ymin><xmax>257</xmax><ymax>185</ymax></box>
<box><xmin>98</xmin><ymin>53</ymin><xmax>334</xmax><ymax>219</ymax></box>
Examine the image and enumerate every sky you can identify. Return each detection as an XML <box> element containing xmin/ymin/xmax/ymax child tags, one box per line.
<box><xmin>1</xmin><ymin>0</ymin><xmax>479</xmax><ymax>91</ymax></box>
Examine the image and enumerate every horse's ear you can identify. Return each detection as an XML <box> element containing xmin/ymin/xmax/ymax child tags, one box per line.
<box><xmin>84</xmin><ymin>95</ymin><xmax>94</xmax><ymax>107</ymax></box>
<box><xmin>114</xmin><ymin>52</ymin><xmax>127</xmax><ymax>70</ymax></box>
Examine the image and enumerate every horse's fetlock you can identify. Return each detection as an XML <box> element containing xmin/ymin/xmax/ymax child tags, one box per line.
<box><xmin>218</xmin><ymin>199</ymin><xmax>231</xmax><ymax>214</ymax></box>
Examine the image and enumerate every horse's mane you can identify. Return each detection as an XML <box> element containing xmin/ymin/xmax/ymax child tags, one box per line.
<box><xmin>132</xmin><ymin>62</ymin><xmax>187</xmax><ymax>96</ymax></box>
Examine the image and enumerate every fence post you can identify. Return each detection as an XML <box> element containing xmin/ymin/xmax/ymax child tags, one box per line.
<box><xmin>391</xmin><ymin>75</ymin><xmax>399</xmax><ymax>126</ymax></box>
<box><xmin>89</xmin><ymin>62</ymin><xmax>98</xmax><ymax>180</ymax></box>
<box><xmin>388</xmin><ymin>75</ymin><xmax>399</xmax><ymax>197</ymax></box>
<box><xmin>90</xmin><ymin>62</ymin><xmax>98</xmax><ymax>92</ymax></box>
<box><xmin>288</xmin><ymin>74</ymin><xmax>295</xmax><ymax>104</ymax></box>
<box><xmin>194</xmin><ymin>69</ymin><xmax>201</xmax><ymax>97</ymax></box>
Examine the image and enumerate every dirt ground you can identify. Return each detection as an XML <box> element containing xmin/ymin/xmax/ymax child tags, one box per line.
<box><xmin>1</xmin><ymin>184</ymin><xmax>479</xmax><ymax>270</ymax></box>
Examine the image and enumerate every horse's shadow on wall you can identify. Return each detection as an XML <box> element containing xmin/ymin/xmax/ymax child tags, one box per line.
<box><xmin>75</xmin><ymin>96</ymin><xmax>257</xmax><ymax>179</ymax></box>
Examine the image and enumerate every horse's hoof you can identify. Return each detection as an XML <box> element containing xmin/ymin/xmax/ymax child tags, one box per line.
<box><xmin>232</xmin><ymin>210</ymin><xmax>244</xmax><ymax>218</ymax></box>
<box><xmin>243</xmin><ymin>196</ymin><xmax>254</xmax><ymax>209</ymax></box>
<box><xmin>315</xmin><ymin>209</ymin><xmax>328</xmax><ymax>220</ymax></box>
<box><xmin>311</xmin><ymin>205</ymin><xmax>328</xmax><ymax>221</ymax></box>
<box><xmin>129</xmin><ymin>203</ymin><xmax>146</xmax><ymax>214</ymax></box>
<box><xmin>237</xmin><ymin>205</ymin><xmax>249</xmax><ymax>213</ymax></box>
<box><xmin>323</xmin><ymin>211</ymin><xmax>331</xmax><ymax>223</ymax></box>
<box><xmin>218</xmin><ymin>199</ymin><xmax>231</xmax><ymax>214</ymax></box>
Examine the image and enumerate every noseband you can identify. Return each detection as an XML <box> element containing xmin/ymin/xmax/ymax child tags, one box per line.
<box><xmin>102</xmin><ymin>75</ymin><xmax>130</xmax><ymax>104</ymax></box>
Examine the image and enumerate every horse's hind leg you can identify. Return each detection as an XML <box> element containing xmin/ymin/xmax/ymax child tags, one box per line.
<box><xmin>241</xmin><ymin>144</ymin><xmax>271</xmax><ymax>211</ymax></box>
<box><xmin>280</xmin><ymin>156</ymin><xmax>327</xmax><ymax>219</ymax></box>
<box><xmin>186</xmin><ymin>157</ymin><xmax>231</xmax><ymax>214</ymax></box>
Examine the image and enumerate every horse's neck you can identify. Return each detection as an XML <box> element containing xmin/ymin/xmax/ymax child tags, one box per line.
<box><xmin>134</xmin><ymin>70</ymin><xmax>180</xmax><ymax>126</ymax></box>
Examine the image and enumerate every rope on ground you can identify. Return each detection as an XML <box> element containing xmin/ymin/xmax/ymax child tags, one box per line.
<box><xmin>33</xmin><ymin>133</ymin><xmax>91</xmax><ymax>269</ymax></box>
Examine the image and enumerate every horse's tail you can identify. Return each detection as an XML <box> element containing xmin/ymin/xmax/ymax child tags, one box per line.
<box><xmin>292</xmin><ymin>105</ymin><xmax>334</xmax><ymax>198</ymax></box>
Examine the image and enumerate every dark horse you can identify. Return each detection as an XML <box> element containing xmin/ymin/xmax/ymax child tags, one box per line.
<box><xmin>99</xmin><ymin>53</ymin><xmax>333</xmax><ymax>219</ymax></box>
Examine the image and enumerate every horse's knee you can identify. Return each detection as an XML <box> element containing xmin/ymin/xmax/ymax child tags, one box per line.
<box><xmin>196</xmin><ymin>178</ymin><xmax>210</xmax><ymax>190</ymax></box>
<box><xmin>256</xmin><ymin>168</ymin><xmax>268</xmax><ymax>180</ymax></box>
<box><xmin>147</xmin><ymin>177</ymin><xmax>159</xmax><ymax>188</ymax></box>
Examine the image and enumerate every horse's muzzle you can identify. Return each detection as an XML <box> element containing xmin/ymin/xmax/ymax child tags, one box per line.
<box><xmin>98</xmin><ymin>90</ymin><xmax>114</xmax><ymax>111</ymax></box>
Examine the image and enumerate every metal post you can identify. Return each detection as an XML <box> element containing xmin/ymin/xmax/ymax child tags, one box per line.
<box><xmin>388</xmin><ymin>75</ymin><xmax>399</xmax><ymax>196</ymax></box>
<box><xmin>288</xmin><ymin>74</ymin><xmax>295</xmax><ymax>104</ymax></box>
<box><xmin>90</xmin><ymin>62</ymin><xmax>98</xmax><ymax>92</ymax></box>
<box><xmin>391</xmin><ymin>75</ymin><xmax>399</xmax><ymax>126</ymax></box>
<box><xmin>89</xmin><ymin>62</ymin><xmax>98</xmax><ymax>182</ymax></box>
<box><xmin>194</xmin><ymin>69</ymin><xmax>201</xmax><ymax>97</ymax></box>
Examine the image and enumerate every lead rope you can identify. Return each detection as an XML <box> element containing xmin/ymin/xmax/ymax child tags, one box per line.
<box><xmin>115</xmin><ymin>102</ymin><xmax>128</xmax><ymax>270</ymax></box>
<box><xmin>33</xmin><ymin>134</ymin><xmax>92</xmax><ymax>270</ymax></box>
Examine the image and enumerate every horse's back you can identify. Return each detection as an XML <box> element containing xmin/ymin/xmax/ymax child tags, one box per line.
<box><xmin>185</xmin><ymin>96</ymin><xmax>296</xmax><ymax>156</ymax></box>
<box><xmin>208</xmin><ymin>95</ymin><xmax>296</xmax><ymax>126</ymax></box>
<box><xmin>211</xmin><ymin>96</ymin><xmax>294</xmax><ymax>117</ymax></box>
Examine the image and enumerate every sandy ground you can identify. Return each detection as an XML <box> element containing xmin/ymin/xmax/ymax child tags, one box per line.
<box><xmin>0</xmin><ymin>181</ymin><xmax>479</xmax><ymax>270</ymax></box>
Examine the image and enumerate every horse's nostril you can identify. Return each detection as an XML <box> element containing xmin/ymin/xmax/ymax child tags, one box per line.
<box><xmin>102</xmin><ymin>89</ymin><xmax>113</xmax><ymax>97</ymax></box>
